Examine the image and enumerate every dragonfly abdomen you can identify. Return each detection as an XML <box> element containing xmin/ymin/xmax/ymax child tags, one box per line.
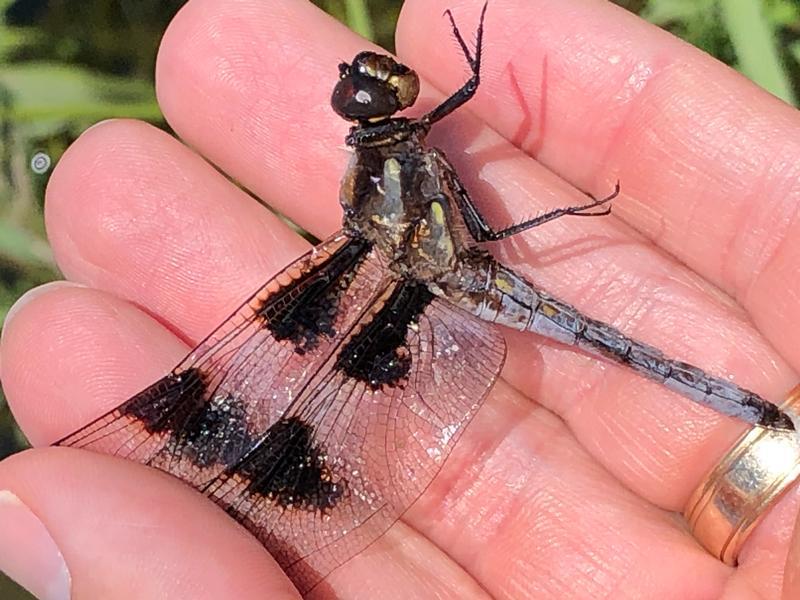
<box><xmin>462</xmin><ymin>261</ymin><xmax>794</xmax><ymax>431</ymax></box>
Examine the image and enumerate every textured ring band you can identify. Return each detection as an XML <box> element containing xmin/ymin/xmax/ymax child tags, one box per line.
<box><xmin>683</xmin><ymin>385</ymin><xmax>800</xmax><ymax>565</ymax></box>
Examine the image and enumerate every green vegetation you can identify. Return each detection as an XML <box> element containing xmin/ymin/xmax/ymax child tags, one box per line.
<box><xmin>641</xmin><ymin>0</ymin><xmax>800</xmax><ymax>104</ymax></box>
<box><xmin>319</xmin><ymin>0</ymin><xmax>401</xmax><ymax>49</ymax></box>
<box><xmin>0</xmin><ymin>2</ymin><xmax>798</xmax><ymax>595</ymax></box>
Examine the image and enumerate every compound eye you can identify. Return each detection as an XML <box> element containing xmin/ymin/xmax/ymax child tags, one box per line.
<box><xmin>353</xmin><ymin>51</ymin><xmax>388</xmax><ymax>79</ymax></box>
<box><xmin>331</xmin><ymin>52</ymin><xmax>419</xmax><ymax>121</ymax></box>
<box><xmin>356</xmin><ymin>54</ymin><xmax>419</xmax><ymax>111</ymax></box>
<box><xmin>387</xmin><ymin>70</ymin><xmax>419</xmax><ymax>110</ymax></box>
<box><xmin>331</xmin><ymin>74</ymin><xmax>399</xmax><ymax>121</ymax></box>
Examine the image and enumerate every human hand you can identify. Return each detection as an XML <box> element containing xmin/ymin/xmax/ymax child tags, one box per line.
<box><xmin>3</xmin><ymin>0</ymin><xmax>800</xmax><ymax>598</ymax></box>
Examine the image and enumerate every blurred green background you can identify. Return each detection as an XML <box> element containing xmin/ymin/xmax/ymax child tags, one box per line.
<box><xmin>1</xmin><ymin>0</ymin><xmax>799</xmax><ymax>597</ymax></box>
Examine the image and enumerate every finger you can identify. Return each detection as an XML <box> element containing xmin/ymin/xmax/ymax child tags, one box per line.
<box><xmin>401</xmin><ymin>379</ymin><xmax>729</xmax><ymax>600</ymax></box>
<box><xmin>733</xmin><ymin>489</ymin><xmax>800</xmax><ymax>600</ymax></box>
<box><xmin>0</xmin><ymin>448</ymin><xmax>296</xmax><ymax>599</ymax></box>
<box><xmin>155</xmin><ymin>0</ymin><xmax>361</xmax><ymax>238</ymax></box>
<box><xmin>1</xmin><ymin>282</ymin><xmax>187</xmax><ymax>443</ymax></box>
<box><xmin>45</xmin><ymin>118</ymin><xmax>308</xmax><ymax>343</ymax></box>
<box><xmin>397</xmin><ymin>0</ymin><xmax>800</xmax><ymax>369</ymax></box>
<box><xmin>0</xmin><ymin>285</ymin><xmax>494</xmax><ymax>599</ymax></box>
<box><xmin>0</xmin><ymin>284</ymin><xmax>730</xmax><ymax>599</ymax></box>
<box><xmin>784</xmin><ymin>508</ymin><xmax>800</xmax><ymax>599</ymax></box>
<box><xmin>317</xmin><ymin>523</ymin><xmax>492</xmax><ymax>600</ymax></box>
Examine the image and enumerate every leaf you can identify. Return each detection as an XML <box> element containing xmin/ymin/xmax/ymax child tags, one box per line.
<box><xmin>0</xmin><ymin>221</ymin><xmax>55</xmax><ymax>270</ymax></box>
<box><xmin>0</xmin><ymin>62</ymin><xmax>162</xmax><ymax>125</ymax></box>
<box><xmin>0</xmin><ymin>27</ymin><xmax>40</xmax><ymax>59</ymax></box>
<box><xmin>641</xmin><ymin>0</ymin><xmax>712</xmax><ymax>26</ymax></box>
<box><xmin>720</xmin><ymin>0</ymin><xmax>796</xmax><ymax>105</ymax></box>
<box><xmin>790</xmin><ymin>40</ymin><xmax>800</xmax><ymax>65</ymax></box>
<box><xmin>764</xmin><ymin>0</ymin><xmax>800</xmax><ymax>28</ymax></box>
<box><xmin>344</xmin><ymin>0</ymin><xmax>374</xmax><ymax>41</ymax></box>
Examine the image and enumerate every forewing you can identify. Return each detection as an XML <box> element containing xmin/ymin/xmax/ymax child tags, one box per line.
<box><xmin>56</xmin><ymin>233</ymin><xmax>389</xmax><ymax>490</ymax></box>
<box><xmin>203</xmin><ymin>281</ymin><xmax>506</xmax><ymax>593</ymax></box>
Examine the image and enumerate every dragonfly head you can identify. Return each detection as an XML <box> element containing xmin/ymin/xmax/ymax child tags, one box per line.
<box><xmin>331</xmin><ymin>52</ymin><xmax>420</xmax><ymax>122</ymax></box>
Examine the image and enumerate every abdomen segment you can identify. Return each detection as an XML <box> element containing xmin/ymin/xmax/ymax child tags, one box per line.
<box><xmin>445</xmin><ymin>257</ymin><xmax>794</xmax><ymax>431</ymax></box>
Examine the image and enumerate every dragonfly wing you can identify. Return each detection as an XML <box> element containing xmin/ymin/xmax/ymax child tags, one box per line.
<box><xmin>56</xmin><ymin>234</ymin><xmax>507</xmax><ymax>593</ymax></box>
<box><xmin>56</xmin><ymin>233</ymin><xmax>386</xmax><ymax>489</ymax></box>
<box><xmin>203</xmin><ymin>281</ymin><xmax>506</xmax><ymax>593</ymax></box>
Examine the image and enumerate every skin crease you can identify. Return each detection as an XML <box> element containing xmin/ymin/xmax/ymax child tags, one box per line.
<box><xmin>1</xmin><ymin>0</ymin><xmax>800</xmax><ymax>597</ymax></box>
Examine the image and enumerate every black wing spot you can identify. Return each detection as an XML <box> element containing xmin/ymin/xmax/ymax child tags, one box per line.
<box><xmin>175</xmin><ymin>392</ymin><xmax>253</xmax><ymax>468</ymax></box>
<box><xmin>121</xmin><ymin>367</ymin><xmax>208</xmax><ymax>434</ymax></box>
<box><xmin>336</xmin><ymin>281</ymin><xmax>434</xmax><ymax>389</ymax></box>
<box><xmin>258</xmin><ymin>238</ymin><xmax>370</xmax><ymax>354</ymax></box>
<box><xmin>237</xmin><ymin>417</ymin><xmax>344</xmax><ymax>512</ymax></box>
<box><xmin>121</xmin><ymin>368</ymin><xmax>251</xmax><ymax>468</ymax></box>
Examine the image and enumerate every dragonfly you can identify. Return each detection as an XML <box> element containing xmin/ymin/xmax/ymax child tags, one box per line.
<box><xmin>56</xmin><ymin>4</ymin><xmax>795</xmax><ymax>594</ymax></box>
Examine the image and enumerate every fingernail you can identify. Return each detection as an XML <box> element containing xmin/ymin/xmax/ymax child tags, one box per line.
<box><xmin>0</xmin><ymin>490</ymin><xmax>71</xmax><ymax>600</ymax></box>
<box><xmin>1</xmin><ymin>281</ymin><xmax>83</xmax><ymax>381</ymax></box>
<box><xmin>81</xmin><ymin>118</ymin><xmax>120</xmax><ymax>136</ymax></box>
<box><xmin>3</xmin><ymin>281</ymin><xmax>82</xmax><ymax>334</ymax></box>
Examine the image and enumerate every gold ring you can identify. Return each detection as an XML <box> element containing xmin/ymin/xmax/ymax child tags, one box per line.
<box><xmin>683</xmin><ymin>385</ymin><xmax>800</xmax><ymax>565</ymax></box>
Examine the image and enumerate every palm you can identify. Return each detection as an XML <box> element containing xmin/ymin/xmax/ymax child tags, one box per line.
<box><xmin>3</xmin><ymin>0</ymin><xmax>799</xmax><ymax>598</ymax></box>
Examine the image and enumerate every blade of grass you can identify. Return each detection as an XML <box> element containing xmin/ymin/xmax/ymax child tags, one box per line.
<box><xmin>719</xmin><ymin>0</ymin><xmax>796</xmax><ymax>106</ymax></box>
<box><xmin>344</xmin><ymin>0</ymin><xmax>374</xmax><ymax>41</ymax></box>
<box><xmin>4</xmin><ymin>101</ymin><xmax>163</xmax><ymax>123</ymax></box>
<box><xmin>0</xmin><ymin>222</ymin><xmax>56</xmax><ymax>269</ymax></box>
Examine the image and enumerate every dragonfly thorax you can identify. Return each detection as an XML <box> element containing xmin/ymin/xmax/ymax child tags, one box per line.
<box><xmin>339</xmin><ymin>141</ymin><xmax>466</xmax><ymax>281</ymax></box>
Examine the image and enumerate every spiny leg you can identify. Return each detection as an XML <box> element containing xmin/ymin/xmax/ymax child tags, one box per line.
<box><xmin>446</xmin><ymin>5</ymin><xmax>480</xmax><ymax>70</ymax></box>
<box><xmin>479</xmin><ymin>181</ymin><xmax>621</xmax><ymax>242</ymax></box>
<box><xmin>446</xmin><ymin>152</ymin><xmax>620</xmax><ymax>243</ymax></box>
<box><xmin>419</xmin><ymin>2</ymin><xmax>488</xmax><ymax>128</ymax></box>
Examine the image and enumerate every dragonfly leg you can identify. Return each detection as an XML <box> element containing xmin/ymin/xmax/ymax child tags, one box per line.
<box><xmin>418</xmin><ymin>2</ymin><xmax>487</xmax><ymax>128</ymax></box>
<box><xmin>478</xmin><ymin>182</ymin><xmax>620</xmax><ymax>242</ymax></box>
<box><xmin>445</xmin><ymin>151</ymin><xmax>619</xmax><ymax>243</ymax></box>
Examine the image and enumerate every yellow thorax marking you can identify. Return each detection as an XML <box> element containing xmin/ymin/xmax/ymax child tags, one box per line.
<box><xmin>430</xmin><ymin>200</ymin><xmax>446</xmax><ymax>225</ymax></box>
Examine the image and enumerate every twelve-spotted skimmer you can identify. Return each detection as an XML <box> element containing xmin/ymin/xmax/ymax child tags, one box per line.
<box><xmin>56</xmin><ymin>4</ymin><xmax>795</xmax><ymax>594</ymax></box>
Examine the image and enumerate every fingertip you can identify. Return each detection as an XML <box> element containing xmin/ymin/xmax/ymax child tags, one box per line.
<box><xmin>1</xmin><ymin>284</ymin><xmax>186</xmax><ymax>446</ymax></box>
<box><xmin>1</xmin><ymin>280</ymin><xmax>85</xmax><ymax>399</ymax></box>
<box><xmin>153</xmin><ymin>0</ymin><xmax>356</xmax><ymax>239</ymax></box>
<box><xmin>41</xmin><ymin>99</ymin><xmax>309</xmax><ymax>343</ymax></box>
<box><xmin>0</xmin><ymin>448</ymin><xmax>300</xmax><ymax>599</ymax></box>
<box><xmin>2</xmin><ymin>281</ymin><xmax>83</xmax><ymax>342</ymax></box>
<box><xmin>0</xmin><ymin>485</ymin><xmax>71</xmax><ymax>600</ymax></box>
<box><xmin>44</xmin><ymin>119</ymin><xmax>178</xmax><ymax>282</ymax></box>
